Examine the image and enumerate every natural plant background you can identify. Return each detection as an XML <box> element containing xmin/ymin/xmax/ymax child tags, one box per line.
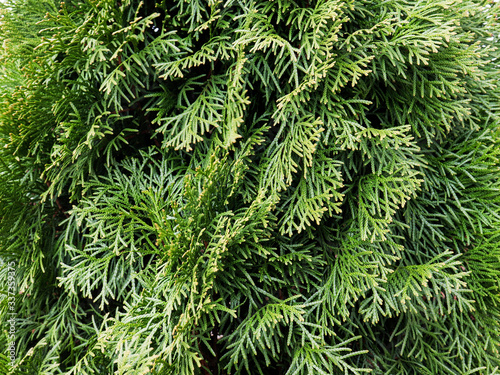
<box><xmin>1</xmin><ymin>0</ymin><xmax>500</xmax><ymax>374</ymax></box>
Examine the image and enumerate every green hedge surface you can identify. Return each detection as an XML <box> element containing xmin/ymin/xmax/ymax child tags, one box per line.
<box><xmin>1</xmin><ymin>0</ymin><xmax>500</xmax><ymax>374</ymax></box>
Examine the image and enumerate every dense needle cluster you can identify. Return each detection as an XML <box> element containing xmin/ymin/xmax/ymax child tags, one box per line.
<box><xmin>1</xmin><ymin>0</ymin><xmax>500</xmax><ymax>374</ymax></box>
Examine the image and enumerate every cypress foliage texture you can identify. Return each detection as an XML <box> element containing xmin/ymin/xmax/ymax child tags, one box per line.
<box><xmin>1</xmin><ymin>0</ymin><xmax>500</xmax><ymax>373</ymax></box>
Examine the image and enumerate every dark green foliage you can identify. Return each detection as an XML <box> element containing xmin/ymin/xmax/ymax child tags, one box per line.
<box><xmin>1</xmin><ymin>0</ymin><xmax>500</xmax><ymax>373</ymax></box>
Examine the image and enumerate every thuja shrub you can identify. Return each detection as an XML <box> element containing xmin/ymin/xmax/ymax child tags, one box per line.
<box><xmin>1</xmin><ymin>0</ymin><xmax>500</xmax><ymax>373</ymax></box>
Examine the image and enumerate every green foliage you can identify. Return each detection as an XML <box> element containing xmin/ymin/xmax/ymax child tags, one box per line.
<box><xmin>1</xmin><ymin>0</ymin><xmax>500</xmax><ymax>374</ymax></box>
